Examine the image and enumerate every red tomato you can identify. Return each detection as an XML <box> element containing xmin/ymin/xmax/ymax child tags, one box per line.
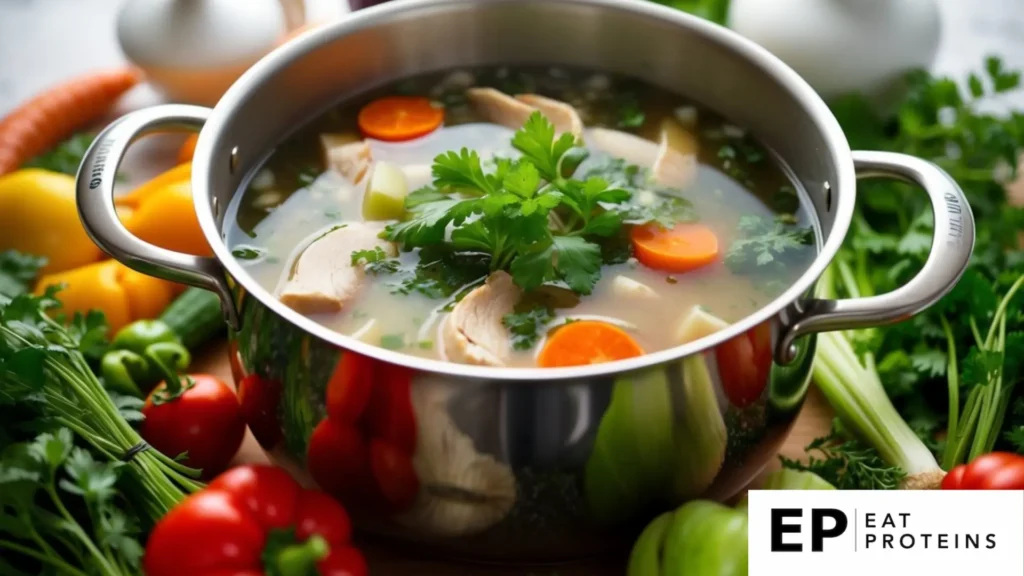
<box><xmin>326</xmin><ymin>352</ymin><xmax>375</xmax><ymax>424</ymax></box>
<box><xmin>369</xmin><ymin>438</ymin><xmax>420</xmax><ymax>512</ymax></box>
<box><xmin>319</xmin><ymin>546</ymin><xmax>369</xmax><ymax>576</ymax></box>
<box><xmin>145</xmin><ymin>464</ymin><xmax>359</xmax><ymax>576</ymax></box>
<box><xmin>238</xmin><ymin>374</ymin><xmax>283</xmax><ymax>449</ymax></box>
<box><xmin>142</xmin><ymin>374</ymin><xmax>246</xmax><ymax>476</ymax></box>
<box><xmin>364</xmin><ymin>364</ymin><xmax>417</xmax><ymax>454</ymax></box>
<box><xmin>713</xmin><ymin>322</ymin><xmax>772</xmax><ymax>408</ymax></box>
<box><xmin>307</xmin><ymin>419</ymin><xmax>375</xmax><ymax>502</ymax></box>
<box><xmin>942</xmin><ymin>452</ymin><xmax>1024</xmax><ymax>490</ymax></box>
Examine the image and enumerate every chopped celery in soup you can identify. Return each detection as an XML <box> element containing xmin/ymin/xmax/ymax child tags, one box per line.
<box><xmin>225</xmin><ymin>67</ymin><xmax>817</xmax><ymax>368</ymax></box>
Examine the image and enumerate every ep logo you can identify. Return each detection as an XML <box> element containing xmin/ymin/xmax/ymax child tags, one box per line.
<box><xmin>771</xmin><ymin>508</ymin><xmax>848</xmax><ymax>552</ymax></box>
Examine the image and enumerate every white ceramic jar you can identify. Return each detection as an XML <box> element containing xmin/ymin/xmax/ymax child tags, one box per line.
<box><xmin>116</xmin><ymin>0</ymin><xmax>306</xmax><ymax>106</ymax></box>
<box><xmin>728</xmin><ymin>0</ymin><xmax>942</xmax><ymax>100</ymax></box>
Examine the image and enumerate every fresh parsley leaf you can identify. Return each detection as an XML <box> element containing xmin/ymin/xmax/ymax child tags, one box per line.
<box><xmin>433</xmin><ymin>149</ymin><xmax>498</xmax><ymax>194</ymax></box>
<box><xmin>384</xmin><ymin>195</ymin><xmax>477</xmax><ymax>248</ymax></box>
<box><xmin>0</xmin><ymin>250</ymin><xmax>46</xmax><ymax>302</ymax></box>
<box><xmin>724</xmin><ymin>215</ymin><xmax>814</xmax><ymax>275</ymax></box>
<box><xmin>351</xmin><ymin>247</ymin><xmax>401</xmax><ymax>275</ymax></box>
<box><xmin>617</xmin><ymin>92</ymin><xmax>646</xmax><ymax>129</ymax></box>
<box><xmin>512</xmin><ymin>111</ymin><xmax>579</xmax><ymax>181</ymax></box>
<box><xmin>503</xmin><ymin>306</ymin><xmax>555</xmax><ymax>350</ymax></box>
<box><xmin>552</xmin><ymin>236</ymin><xmax>602</xmax><ymax>295</ymax></box>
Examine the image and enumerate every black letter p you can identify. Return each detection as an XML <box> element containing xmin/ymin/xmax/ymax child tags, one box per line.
<box><xmin>811</xmin><ymin>509</ymin><xmax>848</xmax><ymax>552</ymax></box>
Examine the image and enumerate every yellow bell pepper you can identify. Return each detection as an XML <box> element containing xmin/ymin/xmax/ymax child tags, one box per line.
<box><xmin>0</xmin><ymin>169</ymin><xmax>105</xmax><ymax>274</ymax></box>
<box><xmin>35</xmin><ymin>260</ymin><xmax>176</xmax><ymax>335</ymax></box>
<box><xmin>116</xmin><ymin>162</ymin><xmax>213</xmax><ymax>258</ymax></box>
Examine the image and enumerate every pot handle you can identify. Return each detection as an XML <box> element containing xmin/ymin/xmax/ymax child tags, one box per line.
<box><xmin>775</xmin><ymin>150</ymin><xmax>975</xmax><ymax>364</ymax></box>
<box><xmin>76</xmin><ymin>104</ymin><xmax>239</xmax><ymax>330</ymax></box>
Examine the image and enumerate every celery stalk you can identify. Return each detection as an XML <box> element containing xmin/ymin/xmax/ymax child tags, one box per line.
<box><xmin>811</xmin><ymin>261</ymin><xmax>945</xmax><ymax>488</ymax></box>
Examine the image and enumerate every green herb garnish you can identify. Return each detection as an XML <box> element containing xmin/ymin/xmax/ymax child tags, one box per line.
<box><xmin>723</xmin><ymin>214</ymin><xmax>814</xmax><ymax>275</ymax></box>
<box><xmin>380</xmin><ymin>333</ymin><xmax>406</xmax><ymax>350</ymax></box>
<box><xmin>383</xmin><ymin>112</ymin><xmax>695</xmax><ymax>296</ymax></box>
<box><xmin>503</xmin><ymin>306</ymin><xmax>555</xmax><ymax>350</ymax></box>
<box><xmin>232</xmin><ymin>247</ymin><xmax>265</xmax><ymax>261</ymax></box>
<box><xmin>351</xmin><ymin>247</ymin><xmax>401</xmax><ymax>275</ymax></box>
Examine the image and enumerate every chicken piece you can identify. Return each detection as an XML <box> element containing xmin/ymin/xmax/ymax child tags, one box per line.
<box><xmin>466</xmin><ymin>88</ymin><xmax>583</xmax><ymax>139</ymax></box>
<box><xmin>587</xmin><ymin>127</ymin><xmax>660</xmax><ymax>168</ymax></box>
<box><xmin>652</xmin><ymin>117</ymin><xmax>698</xmax><ymax>189</ymax></box>
<box><xmin>441</xmin><ymin>271</ymin><xmax>521</xmax><ymax>366</ymax></box>
<box><xmin>277</xmin><ymin>222</ymin><xmax>395</xmax><ymax>314</ymax></box>
<box><xmin>320</xmin><ymin>133</ymin><xmax>372</xmax><ymax>184</ymax></box>
<box><xmin>514</xmin><ymin>94</ymin><xmax>585</xmax><ymax>139</ymax></box>
<box><xmin>675</xmin><ymin>306</ymin><xmax>729</xmax><ymax>345</ymax></box>
<box><xmin>611</xmin><ymin>275</ymin><xmax>658</xmax><ymax>300</ymax></box>
<box><xmin>586</xmin><ymin>124</ymin><xmax>696</xmax><ymax>189</ymax></box>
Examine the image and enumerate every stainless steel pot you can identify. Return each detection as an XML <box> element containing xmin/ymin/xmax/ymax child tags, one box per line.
<box><xmin>76</xmin><ymin>0</ymin><xmax>975</xmax><ymax>563</ymax></box>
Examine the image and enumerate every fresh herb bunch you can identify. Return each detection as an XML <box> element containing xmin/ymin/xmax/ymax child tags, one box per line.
<box><xmin>380</xmin><ymin>111</ymin><xmax>690</xmax><ymax>295</ymax></box>
<box><xmin>780</xmin><ymin>424</ymin><xmax>906</xmax><ymax>491</ymax></box>
<box><xmin>0</xmin><ymin>286</ymin><xmax>203</xmax><ymax>523</ymax></box>
<box><xmin>807</xmin><ymin>56</ymin><xmax>1024</xmax><ymax>488</ymax></box>
<box><xmin>0</xmin><ymin>429</ymin><xmax>145</xmax><ymax>576</ymax></box>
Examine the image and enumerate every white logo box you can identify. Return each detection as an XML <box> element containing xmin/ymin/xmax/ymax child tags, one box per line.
<box><xmin>747</xmin><ymin>490</ymin><xmax>1024</xmax><ymax>576</ymax></box>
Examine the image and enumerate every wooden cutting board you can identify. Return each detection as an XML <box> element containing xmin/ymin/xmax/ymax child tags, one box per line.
<box><xmin>192</xmin><ymin>342</ymin><xmax>834</xmax><ymax>575</ymax></box>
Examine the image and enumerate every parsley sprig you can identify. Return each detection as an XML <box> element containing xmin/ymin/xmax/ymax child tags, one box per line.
<box><xmin>382</xmin><ymin>112</ymin><xmax>680</xmax><ymax>295</ymax></box>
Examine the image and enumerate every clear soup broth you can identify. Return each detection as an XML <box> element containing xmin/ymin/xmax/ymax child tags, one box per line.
<box><xmin>225</xmin><ymin>66</ymin><xmax>819</xmax><ymax>368</ymax></box>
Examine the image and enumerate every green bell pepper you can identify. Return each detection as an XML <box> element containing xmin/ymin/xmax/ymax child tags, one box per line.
<box><xmin>100</xmin><ymin>321</ymin><xmax>192</xmax><ymax>397</ymax></box>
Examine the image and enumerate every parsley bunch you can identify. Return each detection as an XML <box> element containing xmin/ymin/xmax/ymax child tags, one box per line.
<box><xmin>381</xmin><ymin>112</ymin><xmax>675</xmax><ymax>295</ymax></box>
<box><xmin>808</xmin><ymin>57</ymin><xmax>1024</xmax><ymax>488</ymax></box>
<box><xmin>0</xmin><ymin>282</ymin><xmax>203</xmax><ymax>573</ymax></box>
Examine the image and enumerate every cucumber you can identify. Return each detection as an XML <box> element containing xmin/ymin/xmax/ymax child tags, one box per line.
<box><xmin>159</xmin><ymin>287</ymin><xmax>225</xmax><ymax>350</ymax></box>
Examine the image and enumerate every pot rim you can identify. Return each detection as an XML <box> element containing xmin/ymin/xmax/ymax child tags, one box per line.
<box><xmin>191</xmin><ymin>0</ymin><xmax>855</xmax><ymax>382</ymax></box>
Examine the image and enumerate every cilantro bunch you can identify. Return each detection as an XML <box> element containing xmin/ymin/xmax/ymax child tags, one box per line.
<box><xmin>381</xmin><ymin>112</ymin><xmax>677</xmax><ymax>295</ymax></box>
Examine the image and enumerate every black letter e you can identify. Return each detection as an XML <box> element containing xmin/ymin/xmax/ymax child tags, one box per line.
<box><xmin>771</xmin><ymin>509</ymin><xmax>802</xmax><ymax>552</ymax></box>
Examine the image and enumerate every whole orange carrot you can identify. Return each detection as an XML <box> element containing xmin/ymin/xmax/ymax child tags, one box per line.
<box><xmin>0</xmin><ymin>67</ymin><xmax>143</xmax><ymax>176</ymax></box>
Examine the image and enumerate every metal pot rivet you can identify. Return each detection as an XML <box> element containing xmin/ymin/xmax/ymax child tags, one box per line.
<box><xmin>229</xmin><ymin>146</ymin><xmax>240</xmax><ymax>174</ymax></box>
<box><xmin>823</xmin><ymin>181</ymin><xmax>832</xmax><ymax>212</ymax></box>
<box><xmin>211</xmin><ymin>195</ymin><xmax>220</xmax><ymax>219</ymax></box>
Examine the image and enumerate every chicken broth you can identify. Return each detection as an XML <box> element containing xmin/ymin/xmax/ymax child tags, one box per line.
<box><xmin>225</xmin><ymin>66</ymin><xmax>818</xmax><ymax>368</ymax></box>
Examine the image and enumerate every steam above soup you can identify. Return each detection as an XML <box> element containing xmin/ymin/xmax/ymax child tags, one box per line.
<box><xmin>226</xmin><ymin>67</ymin><xmax>817</xmax><ymax>368</ymax></box>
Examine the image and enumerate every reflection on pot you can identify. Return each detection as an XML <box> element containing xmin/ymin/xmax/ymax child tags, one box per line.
<box><xmin>229</xmin><ymin>292</ymin><xmax>814</xmax><ymax>561</ymax></box>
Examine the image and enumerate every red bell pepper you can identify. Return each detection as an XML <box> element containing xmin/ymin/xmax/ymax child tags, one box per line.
<box><xmin>144</xmin><ymin>464</ymin><xmax>368</xmax><ymax>576</ymax></box>
<box><xmin>941</xmin><ymin>452</ymin><xmax>1024</xmax><ymax>490</ymax></box>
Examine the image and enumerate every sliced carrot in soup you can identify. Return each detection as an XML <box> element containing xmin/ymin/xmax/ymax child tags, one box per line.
<box><xmin>358</xmin><ymin>96</ymin><xmax>444</xmax><ymax>142</ymax></box>
<box><xmin>537</xmin><ymin>321</ymin><xmax>644</xmax><ymax>368</ymax></box>
<box><xmin>630</xmin><ymin>223</ymin><xmax>719</xmax><ymax>273</ymax></box>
